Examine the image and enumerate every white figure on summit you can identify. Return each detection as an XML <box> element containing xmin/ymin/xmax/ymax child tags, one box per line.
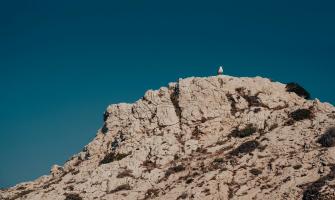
<box><xmin>218</xmin><ymin>66</ymin><xmax>224</xmax><ymax>75</ymax></box>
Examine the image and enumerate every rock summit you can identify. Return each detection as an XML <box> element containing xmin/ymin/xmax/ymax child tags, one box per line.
<box><xmin>1</xmin><ymin>76</ymin><xmax>335</xmax><ymax>200</ymax></box>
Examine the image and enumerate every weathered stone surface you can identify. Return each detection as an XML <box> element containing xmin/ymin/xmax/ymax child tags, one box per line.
<box><xmin>1</xmin><ymin>75</ymin><xmax>335</xmax><ymax>200</ymax></box>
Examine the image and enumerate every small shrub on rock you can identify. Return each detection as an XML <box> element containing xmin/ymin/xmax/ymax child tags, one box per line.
<box><xmin>186</xmin><ymin>179</ymin><xmax>194</xmax><ymax>184</ymax></box>
<box><xmin>103</xmin><ymin>111</ymin><xmax>109</xmax><ymax>122</ymax></box>
<box><xmin>235</xmin><ymin>87</ymin><xmax>264</xmax><ymax>107</ymax></box>
<box><xmin>12</xmin><ymin>190</ymin><xmax>34</xmax><ymax>199</ymax></box>
<box><xmin>144</xmin><ymin>188</ymin><xmax>160</xmax><ymax>199</ymax></box>
<box><xmin>117</xmin><ymin>169</ymin><xmax>134</xmax><ymax>178</ymax></box>
<box><xmin>302</xmin><ymin>165</ymin><xmax>335</xmax><ymax>200</ymax></box>
<box><xmin>286</xmin><ymin>83</ymin><xmax>310</xmax><ymax>99</ymax></box>
<box><xmin>213</xmin><ymin>158</ymin><xmax>224</xmax><ymax>163</ymax></box>
<box><xmin>64</xmin><ymin>193</ymin><xmax>82</xmax><ymax>200</ymax></box>
<box><xmin>289</xmin><ymin>109</ymin><xmax>313</xmax><ymax>121</ymax></box>
<box><xmin>231</xmin><ymin>124</ymin><xmax>257</xmax><ymax>138</ymax></box>
<box><xmin>101</xmin><ymin>123</ymin><xmax>109</xmax><ymax>134</ymax></box>
<box><xmin>111</xmin><ymin>140</ymin><xmax>119</xmax><ymax>151</ymax></box>
<box><xmin>244</xmin><ymin>95</ymin><xmax>262</xmax><ymax>107</ymax></box>
<box><xmin>165</xmin><ymin>165</ymin><xmax>186</xmax><ymax>178</ymax></box>
<box><xmin>317</xmin><ymin>127</ymin><xmax>335</xmax><ymax>147</ymax></box>
<box><xmin>230</xmin><ymin>140</ymin><xmax>260</xmax><ymax>156</ymax></box>
<box><xmin>210</xmin><ymin>158</ymin><xmax>226</xmax><ymax>171</ymax></box>
<box><xmin>269</xmin><ymin>123</ymin><xmax>279</xmax><ymax>131</ymax></box>
<box><xmin>293</xmin><ymin>164</ymin><xmax>302</xmax><ymax>170</ymax></box>
<box><xmin>226</xmin><ymin>93</ymin><xmax>238</xmax><ymax>115</ymax></box>
<box><xmin>177</xmin><ymin>192</ymin><xmax>188</xmax><ymax>199</ymax></box>
<box><xmin>110</xmin><ymin>131</ymin><xmax>126</xmax><ymax>150</ymax></box>
<box><xmin>303</xmin><ymin>175</ymin><xmax>328</xmax><ymax>200</ymax></box>
<box><xmin>284</xmin><ymin>119</ymin><xmax>295</xmax><ymax>126</ymax></box>
<box><xmin>109</xmin><ymin>184</ymin><xmax>131</xmax><ymax>193</ymax></box>
<box><xmin>142</xmin><ymin>160</ymin><xmax>158</xmax><ymax>173</ymax></box>
<box><xmin>99</xmin><ymin>152</ymin><xmax>131</xmax><ymax>165</ymax></box>
<box><xmin>249</xmin><ymin>168</ymin><xmax>262</xmax><ymax>176</ymax></box>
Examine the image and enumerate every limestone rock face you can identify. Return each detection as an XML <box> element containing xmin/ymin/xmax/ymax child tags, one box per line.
<box><xmin>1</xmin><ymin>76</ymin><xmax>335</xmax><ymax>200</ymax></box>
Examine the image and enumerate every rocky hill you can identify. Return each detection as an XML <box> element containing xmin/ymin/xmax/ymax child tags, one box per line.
<box><xmin>1</xmin><ymin>75</ymin><xmax>335</xmax><ymax>200</ymax></box>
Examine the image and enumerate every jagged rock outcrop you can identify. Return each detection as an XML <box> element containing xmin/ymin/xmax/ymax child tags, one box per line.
<box><xmin>1</xmin><ymin>75</ymin><xmax>335</xmax><ymax>200</ymax></box>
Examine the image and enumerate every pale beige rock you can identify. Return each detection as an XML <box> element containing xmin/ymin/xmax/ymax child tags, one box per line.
<box><xmin>1</xmin><ymin>75</ymin><xmax>335</xmax><ymax>200</ymax></box>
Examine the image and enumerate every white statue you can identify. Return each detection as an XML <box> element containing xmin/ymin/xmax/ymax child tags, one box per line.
<box><xmin>218</xmin><ymin>66</ymin><xmax>224</xmax><ymax>75</ymax></box>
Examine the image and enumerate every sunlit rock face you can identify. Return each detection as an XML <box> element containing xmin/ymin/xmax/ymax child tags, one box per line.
<box><xmin>1</xmin><ymin>75</ymin><xmax>335</xmax><ymax>200</ymax></box>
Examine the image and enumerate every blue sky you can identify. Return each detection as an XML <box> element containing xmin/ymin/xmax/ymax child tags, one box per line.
<box><xmin>0</xmin><ymin>0</ymin><xmax>334</xmax><ymax>188</ymax></box>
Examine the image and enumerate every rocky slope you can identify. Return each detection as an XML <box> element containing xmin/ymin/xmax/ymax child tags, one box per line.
<box><xmin>1</xmin><ymin>75</ymin><xmax>335</xmax><ymax>200</ymax></box>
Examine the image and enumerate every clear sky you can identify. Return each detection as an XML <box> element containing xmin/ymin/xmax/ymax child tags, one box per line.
<box><xmin>1</xmin><ymin>0</ymin><xmax>334</xmax><ymax>188</ymax></box>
